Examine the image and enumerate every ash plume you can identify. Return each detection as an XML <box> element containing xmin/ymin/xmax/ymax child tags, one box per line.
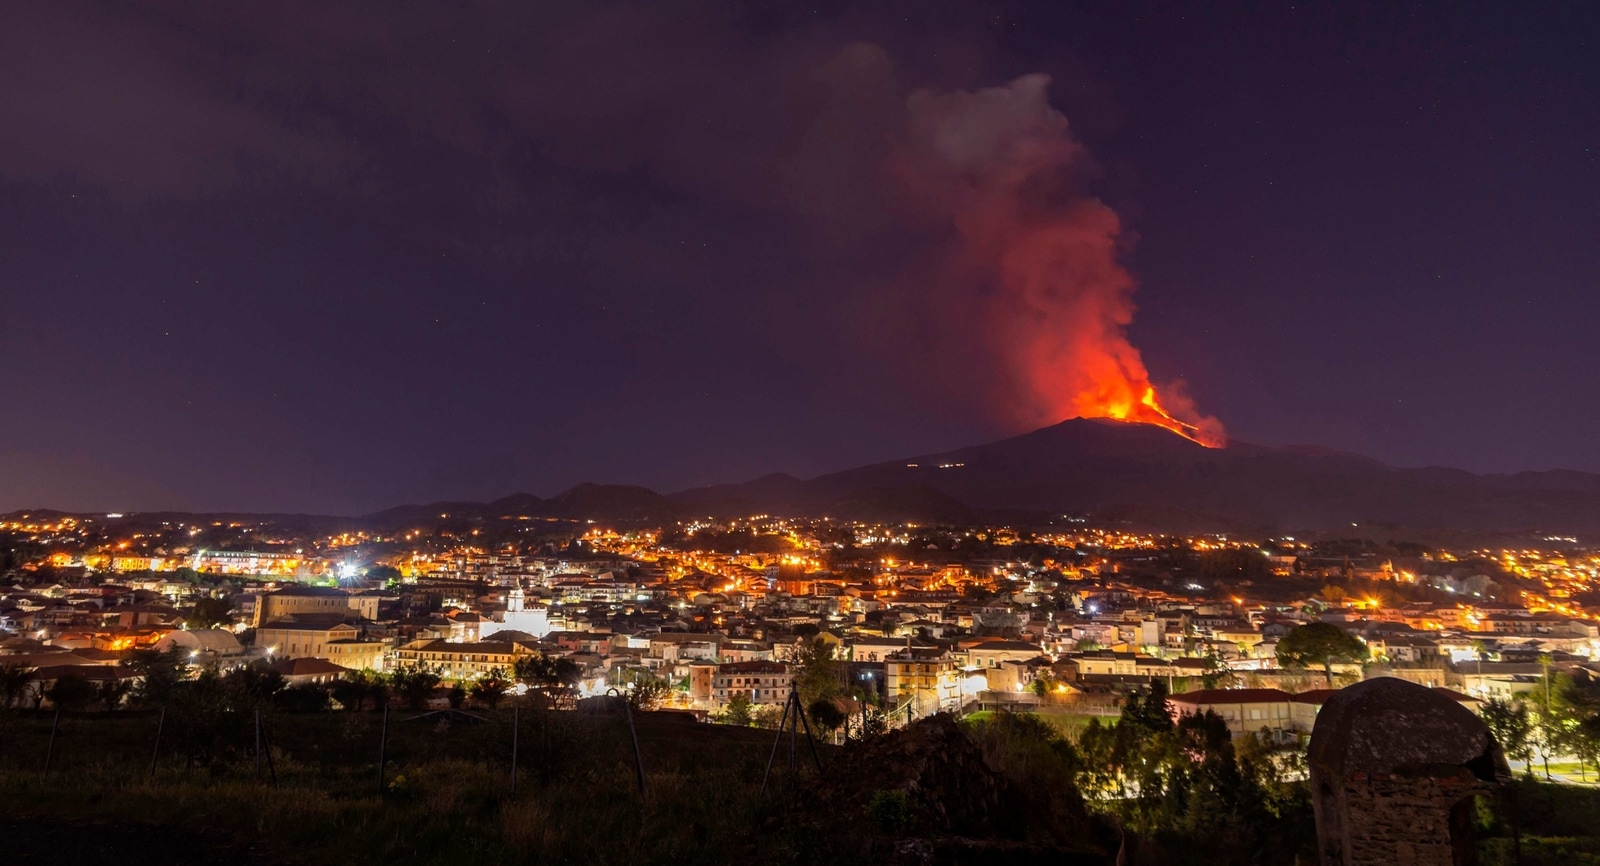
<box><xmin>891</xmin><ymin>73</ymin><xmax>1225</xmax><ymax>446</ymax></box>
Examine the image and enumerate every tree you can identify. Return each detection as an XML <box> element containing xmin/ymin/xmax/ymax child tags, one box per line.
<box><xmin>1552</xmin><ymin>669</ymin><xmax>1600</xmax><ymax>779</ymax></box>
<box><xmin>752</xmin><ymin>703</ymin><xmax>786</xmax><ymax>729</ymax></box>
<box><xmin>1538</xmin><ymin>652</ymin><xmax>1555</xmax><ymax>713</ymax></box>
<box><xmin>1275</xmin><ymin>623</ymin><xmax>1367</xmax><ymax>687</ymax></box>
<box><xmin>275</xmin><ymin>684</ymin><xmax>332</xmax><ymax>712</ymax></box>
<box><xmin>331</xmin><ymin>669</ymin><xmax>385</xmax><ymax>712</ymax></box>
<box><xmin>858</xmin><ymin>706</ymin><xmax>888</xmax><ymax>738</ymax></box>
<box><xmin>1470</xmin><ymin>639</ymin><xmax>1490</xmax><ymax>678</ymax></box>
<box><xmin>513</xmin><ymin>652</ymin><xmax>581</xmax><ymax>706</ymax></box>
<box><xmin>448</xmin><ymin>683</ymin><xmax>467</xmax><ymax>709</ymax></box>
<box><xmin>964</xmin><ymin>711</ymin><xmax>1086</xmax><ymax>834</ymax></box>
<box><xmin>45</xmin><ymin>672</ymin><xmax>95</xmax><ymax>711</ymax></box>
<box><xmin>1076</xmin><ymin>690</ymin><xmax>1266</xmax><ymax>840</ymax></box>
<box><xmin>624</xmin><ymin>674</ymin><xmax>671</xmax><ymax>711</ymax></box>
<box><xmin>390</xmin><ymin>664</ymin><xmax>442</xmax><ymax>710</ymax></box>
<box><xmin>1199</xmin><ymin>549</ymin><xmax>1272</xmax><ymax>582</ymax></box>
<box><xmin>720</xmin><ymin>691</ymin><xmax>753</xmax><ymax>726</ymax></box>
<box><xmin>1121</xmin><ymin>679</ymin><xmax>1176</xmax><ymax>735</ymax></box>
<box><xmin>94</xmin><ymin>678</ymin><xmax>132</xmax><ymax>712</ymax></box>
<box><xmin>126</xmin><ymin>647</ymin><xmax>187</xmax><ymax>706</ymax></box>
<box><xmin>0</xmin><ymin>662</ymin><xmax>34</xmax><ymax>709</ymax></box>
<box><xmin>469</xmin><ymin>667</ymin><xmax>510</xmax><ymax>709</ymax></box>
<box><xmin>790</xmin><ymin>636</ymin><xmax>842</xmax><ymax>706</ymax></box>
<box><xmin>224</xmin><ymin>665</ymin><xmax>285</xmax><ymax>705</ymax></box>
<box><xmin>1555</xmin><ymin>669</ymin><xmax>1600</xmax><ymax>718</ymax></box>
<box><xmin>807</xmin><ymin>696</ymin><xmax>847</xmax><ymax>738</ymax></box>
<box><xmin>1482</xmin><ymin>698</ymin><xmax>1535</xmax><ymax>772</ymax></box>
<box><xmin>1199</xmin><ymin>650</ymin><xmax>1236</xmax><ymax>690</ymax></box>
<box><xmin>185</xmin><ymin>596</ymin><xmax>235</xmax><ymax>630</ymax></box>
<box><xmin>365</xmin><ymin>565</ymin><xmax>402</xmax><ymax>584</ymax></box>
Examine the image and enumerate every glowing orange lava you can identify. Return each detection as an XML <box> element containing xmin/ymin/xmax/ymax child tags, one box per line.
<box><xmin>894</xmin><ymin>73</ymin><xmax>1226</xmax><ymax>448</ymax></box>
<box><xmin>1097</xmin><ymin>386</ymin><xmax>1221</xmax><ymax>447</ymax></box>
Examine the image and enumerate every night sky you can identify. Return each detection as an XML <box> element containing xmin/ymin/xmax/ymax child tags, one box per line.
<box><xmin>3</xmin><ymin>2</ymin><xmax>1597</xmax><ymax>514</ymax></box>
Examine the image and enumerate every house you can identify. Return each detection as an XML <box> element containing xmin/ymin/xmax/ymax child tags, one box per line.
<box><xmin>268</xmin><ymin>656</ymin><xmax>352</xmax><ymax>686</ymax></box>
<box><xmin>1168</xmin><ymin>688</ymin><xmax>1297</xmax><ymax>740</ymax></box>
<box><xmin>27</xmin><ymin>664</ymin><xmax>142</xmax><ymax>709</ymax></box>
<box><xmin>154</xmin><ymin>628</ymin><xmax>245</xmax><ymax>664</ymax></box>
<box><xmin>964</xmin><ymin>639</ymin><xmax>1045</xmax><ymax>670</ymax></box>
<box><xmin>984</xmin><ymin>656</ymin><xmax>1056</xmax><ymax>694</ymax></box>
<box><xmin>710</xmin><ymin>660</ymin><xmax>789</xmax><ymax>708</ymax></box>
<box><xmin>1172</xmin><ymin>680</ymin><xmax>1488</xmax><ymax>741</ymax></box>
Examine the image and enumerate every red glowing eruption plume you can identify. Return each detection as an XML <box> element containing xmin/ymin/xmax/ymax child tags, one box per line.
<box><xmin>899</xmin><ymin>74</ymin><xmax>1225</xmax><ymax>447</ymax></box>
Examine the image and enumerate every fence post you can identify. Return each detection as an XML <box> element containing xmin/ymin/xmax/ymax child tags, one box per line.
<box><xmin>603</xmin><ymin>688</ymin><xmax>647</xmax><ymax>797</ymax></box>
<box><xmin>509</xmin><ymin>703</ymin><xmax>519</xmax><ymax>794</ymax></box>
<box><xmin>376</xmin><ymin>705</ymin><xmax>389</xmax><ymax>794</ymax></box>
<box><xmin>793</xmin><ymin>694</ymin><xmax>824</xmax><ymax>774</ymax></box>
<box><xmin>148</xmin><ymin>706</ymin><xmax>165</xmax><ymax>779</ymax></box>
<box><xmin>254</xmin><ymin>709</ymin><xmax>263</xmax><ymax>780</ymax></box>
<box><xmin>261</xmin><ymin>715</ymin><xmax>278</xmax><ymax>788</ymax></box>
<box><xmin>41</xmin><ymin>707</ymin><xmax>61</xmax><ymax>777</ymax></box>
<box><xmin>759</xmin><ymin>694</ymin><xmax>793</xmax><ymax>798</ymax></box>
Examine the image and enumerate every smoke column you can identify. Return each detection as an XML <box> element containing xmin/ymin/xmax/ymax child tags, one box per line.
<box><xmin>894</xmin><ymin>73</ymin><xmax>1224</xmax><ymax>446</ymax></box>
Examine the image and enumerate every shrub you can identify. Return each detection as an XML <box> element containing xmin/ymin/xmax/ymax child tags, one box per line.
<box><xmin>867</xmin><ymin>789</ymin><xmax>914</xmax><ymax>833</ymax></box>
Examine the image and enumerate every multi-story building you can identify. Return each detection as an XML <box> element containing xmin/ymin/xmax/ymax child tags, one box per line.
<box><xmin>194</xmin><ymin>550</ymin><xmax>316</xmax><ymax>577</ymax></box>
<box><xmin>963</xmin><ymin>639</ymin><xmax>1045</xmax><ymax>670</ymax></box>
<box><xmin>254</xmin><ymin>586</ymin><xmax>380</xmax><ymax>627</ymax></box>
<box><xmin>255</xmin><ymin>614</ymin><xmax>385</xmax><ymax>670</ymax></box>
<box><xmin>390</xmin><ymin>638</ymin><xmax>535</xmax><ymax>679</ymax></box>
<box><xmin>710</xmin><ymin>660</ymin><xmax>789</xmax><ymax>708</ymax></box>
<box><xmin>885</xmin><ymin>648</ymin><xmax>957</xmax><ymax>718</ymax></box>
<box><xmin>1169</xmin><ymin>687</ymin><xmax>1298</xmax><ymax>739</ymax></box>
<box><xmin>1168</xmin><ymin>682</ymin><xmax>1484</xmax><ymax>741</ymax></box>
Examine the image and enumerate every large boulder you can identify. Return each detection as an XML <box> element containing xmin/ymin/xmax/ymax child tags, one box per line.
<box><xmin>1308</xmin><ymin>678</ymin><xmax>1509</xmax><ymax>866</ymax></box>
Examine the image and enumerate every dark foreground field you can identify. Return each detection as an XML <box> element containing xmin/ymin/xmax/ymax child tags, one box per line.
<box><xmin>0</xmin><ymin>706</ymin><xmax>1593</xmax><ymax>865</ymax></box>
<box><xmin>0</xmin><ymin>704</ymin><xmax>1117</xmax><ymax>866</ymax></box>
<box><xmin>1</xmin><ymin>818</ymin><xmax>269</xmax><ymax>865</ymax></box>
<box><xmin>0</xmin><ymin>705</ymin><xmax>851</xmax><ymax>866</ymax></box>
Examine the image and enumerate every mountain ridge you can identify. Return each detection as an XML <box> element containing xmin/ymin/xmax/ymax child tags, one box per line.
<box><xmin>12</xmin><ymin>418</ymin><xmax>1600</xmax><ymax>535</ymax></box>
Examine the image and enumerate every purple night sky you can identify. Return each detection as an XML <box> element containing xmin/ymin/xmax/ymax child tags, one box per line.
<box><xmin>2</xmin><ymin>2</ymin><xmax>1597</xmax><ymax>514</ymax></box>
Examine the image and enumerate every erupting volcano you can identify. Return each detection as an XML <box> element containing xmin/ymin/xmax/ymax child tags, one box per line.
<box><xmin>1101</xmin><ymin>386</ymin><xmax>1223</xmax><ymax>448</ymax></box>
<box><xmin>899</xmin><ymin>73</ymin><xmax>1225</xmax><ymax>448</ymax></box>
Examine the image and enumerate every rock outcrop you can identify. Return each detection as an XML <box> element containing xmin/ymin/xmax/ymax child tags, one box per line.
<box><xmin>1308</xmin><ymin>677</ymin><xmax>1510</xmax><ymax>866</ymax></box>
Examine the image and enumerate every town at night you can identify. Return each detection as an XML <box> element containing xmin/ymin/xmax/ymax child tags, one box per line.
<box><xmin>5</xmin><ymin>2</ymin><xmax>1600</xmax><ymax>865</ymax></box>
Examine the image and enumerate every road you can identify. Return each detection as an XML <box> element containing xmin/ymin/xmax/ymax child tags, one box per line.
<box><xmin>1508</xmin><ymin>760</ymin><xmax>1600</xmax><ymax>785</ymax></box>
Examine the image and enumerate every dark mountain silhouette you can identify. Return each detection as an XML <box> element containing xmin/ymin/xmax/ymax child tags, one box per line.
<box><xmin>17</xmin><ymin>419</ymin><xmax>1600</xmax><ymax>534</ymax></box>
<box><xmin>366</xmin><ymin>500</ymin><xmax>499</xmax><ymax>528</ymax></box>
<box><xmin>364</xmin><ymin>485</ymin><xmax>668</xmax><ymax>526</ymax></box>
<box><xmin>668</xmin><ymin>418</ymin><xmax>1600</xmax><ymax>534</ymax></box>
<box><xmin>487</xmin><ymin>493</ymin><xmax>546</xmax><ymax>515</ymax></box>
<box><xmin>542</xmin><ymin>483</ymin><xmax>673</xmax><ymax>523</ymax></box>
<box><xmin>822</xmin><ymin>485</ymin><xmax>976</xmax><ymax>525</ymax></box>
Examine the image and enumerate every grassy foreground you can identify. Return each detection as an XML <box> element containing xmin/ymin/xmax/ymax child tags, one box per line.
<box><xmin>6</xmin><ymin>706</ymin><xmax>1594</xmax><ymax>866</ymax></box>
<box><xmin>0</xmin><ymin>707</ymin><xmax>866</xmax><ymax>866</ymax></box>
